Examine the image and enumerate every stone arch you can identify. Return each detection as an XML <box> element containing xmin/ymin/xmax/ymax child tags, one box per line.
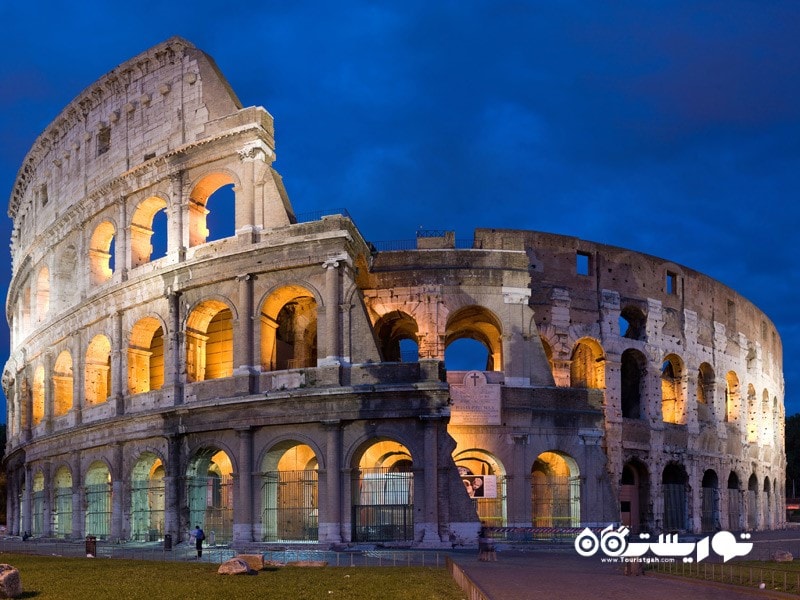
<box><xmin>619</xmin><ymin>305</ymin><xmax>646</xmax><ymax>341</ymax></box>
<box><xmin>85</xmin><ymin>334</ymin><xmax>111</xmax><ymax>405</ymax></box>
<box><xmin>130</xmin><ymin>195</ymin><xmax>168</xmax><ymax>267</ymax></box>
<box><xmin>374</xmin><ymin>310</ymin><xmax>419</xmax><ymax>362</ymax></box>
<box><xmin>570</xmin><ymin>338</ymin><xmax>605</xmax><ymax>389</ymax></box>
<box><xmin>697</xmin><ymin>363</ymin><xmax>715</xmax><ymax>424</ymax></box>
<box><xmin>53</xmin><ymin>350</ymin><xmax>73</xmax><ymax>417</ymax></box>
<box><xmin>188</xmin><ymin>171</ymin><xmax>238</xmax><ymax>247</ymax></box>
<box><xmin>746</xmin><ymin>384</ymin><xmax>758</xmax><ymax>443</ymax></box>
<box><xmin>186</xmin><ymin>299</ymin><xmax>234</xmax><ymax>382</ymax></box>
<box><xmin>130</xmin><ymin>452</ymin><xmax>165</xmax><ymax>541</ymax></box>
<box><xmin>445</xmin><ymin>305</ymin><xmax>503</xmax><ymax>371</ymax></box>
<box><xmin>727</xmin><ymin>471</ymin><xmax>742</xmax><ymax>531</ymax></box>
<box><xmin>128</xmin><ymin>316</ymin><xmax>165</xmax><ymax>393</ymax></box>
<box><xmin>620</xmin><ymin>459</ymin><xmax>649</xmax><ymax>532</ymax></box>
<box><xmin>661</xmin><ymin>354</ymin><xmax>685</xmax><ymax>424</ymax></box>
<box><xmin>621</xmin><ymin>348</ymin><xmax>647</xmax><ymax>419</ymax></box>
<box><xmin>186</xmin><ymin>447</ymin><xmax>234</xmax><ymax>543</ymax></box>
<box><xmin>725</xmin><ymin>371</ymin><xmax>740</xmax><ymax>422</ymax></box>
<box><xmin>32</xmin><ymin>365</ymin><xmax>45</xmax><ymax>426</ymax></box>
<box><xmin>89</xmin><ymin>220</ymin><xmax>116</xmax><ymax>285</ymax></box>
<box><xmin>259</xmin><ymin>284</ymin><xmax>318</xmax><ymax>371</ymax></box>
<box><xmin>747</xmin><ymin>473</ymin><xmax>758</xmax><ymax>529</ymax></box>
<box><xmin>531</xmin><ymin>451</ymin><xmax>580</xmax><ymax>527</ymax></box>
<box><xmin>700</xmin><ymin>469</ymin><xmax>720</xmax><ymax>533</ymax></box>
<box><xmin>36</xmin><ymin>265</ymin><xmax>50</xmax><ymax>321</ymax></box>
<box><xmin>454</xmin><ymin>449</ymin><xmax>507</xmax><ymax>526</ymax></box>
<box><xmin>540</xmin><ymin>336</ymin><xmax>555</xmax><ymax>381</ymax></box>
<box><xmin>763</xmin><ymin>476</ymin><xmax>772</xmax><ymax>529</ymax></box>
<box><xmin>85</xmin><ymin>460</ymin><xmax>112</xmax><ymax>538</ymax></box>
<box><xmin>260</xmin><ymin>441</ymin><xmax>320</xmax><ymax>542</ymax></box>
<box><xmin>53</xmin><ymin>465</ymin><xmax>73</xmax><ymax>538</ymax></box>
<box><xmin>351</xmin><ymin>438</ymin><xmax>414</xmax><ymax>542</ymax></box>
<box><xmin>662</xmin><ymin>462</ymin><xmax>689</xmax><ymax>531</ymax></box>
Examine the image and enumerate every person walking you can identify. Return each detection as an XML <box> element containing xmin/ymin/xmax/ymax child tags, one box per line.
<box><xmin>194</xmin><ymin>525</ymin><xmax>205</xmax><ymax>558</ymax></box>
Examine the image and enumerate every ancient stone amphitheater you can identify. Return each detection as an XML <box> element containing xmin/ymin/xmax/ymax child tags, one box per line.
<box><xmin>3</xmin><ymin>37</ymin><xmax>784</xmax><ymax>548</ymax></box>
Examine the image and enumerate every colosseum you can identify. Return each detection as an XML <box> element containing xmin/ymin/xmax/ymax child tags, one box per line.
<box><xmin>2</xmin><ymin>37</ymin><xmax>785</xmax><ymax>548</ymax></box>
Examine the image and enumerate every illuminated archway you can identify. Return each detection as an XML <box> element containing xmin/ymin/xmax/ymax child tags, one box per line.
<box><xmin>85</xmin><ymin>461</ymin><xmax>111</xmax><ymax>538</ymax></box>
<box><xmin>89</xmin><ymin>221</ymin><xmax>115</xmax><ymax>285</ymax></box>
<box><xmin>725</xmin><ymin>372</ymin><xmax>740</xmax><ymax>422</ymax></box>
<box><xmin>352</xmin><ymin>439</ymin><xmax>414</xmax><ymax>542</ymax></box>
<box><xmin>746</xmin><ymin>384</ymin><xmax>758</xmax><ymax>443</ymax></box>
<box><xmin>445</xmin><ymin>306</ymin><xmax>502</xmax><ymax>371</ymax></box>
<box><xmin>187</xmin><ymin>448</ymin><xmax>234</xmax><ymax>543</ymax></box>
<box><xmin>131</xmin><ymin>452</ymin><xmax>165</xmax><ymax>541</ymax></box>
<box><xmin>260</xmin><ymin>286</ymin><xmax>318</xmax><ymax>371</ymax></box>
<box><xmin>661</xmin><ymin>354</ymin><xmax>685</xmax><ymax>424</ymax></box>
<box><xmin>531</xmin><ymin>451</ymin><xmax>580</xmax><ymax>527</ymax></box>
<box><xmin>374</xmin><ymin>311</ymin><xmax>419</xmax><ymax>362</ymax></box>
<box><xmin>53</xmin><ymin>351</ymin><xmax>73</xmax><ymax>417</ymax></box>
<box><xmin>53</xmin><ymin>466</ymin><xmax>73</xmax><ymax>538</ymax></box>
<box><xmin>128</xmin><ymin>317</ymin><xmax>164</xmax><ymax>393</ymax></box>
<box><xmin>747</xmin><ymin>474</ymin><xmax>758</xmax><ymax>530</ymax></box>
<box><xmin>620</xmin><ymin>460</ymin><xmax>649</xmax><ymax>533</ymax></box>
<box><xmin>32</xmin><ymin>365</ymin><xmax>45</xmax><ymax>426</ymax></box>
<box><xmin>32</xmin><ymin>471</ymin><xmax>45</xmax><ymax>535</ymax></box>
<box><xmin>570</xmin><ymin>339</ymin><xmax>605</xmax><ymax>389</ymax></box>
<box><xmin>186</xmin><ymin>300</ymin><xmax>233</xmax><ymax>382</ymax></box>
<box><xmin>454</xmin><ymin>449</ymin><xmax>506</xmax><ymax>526</ymax></box>
<box><xmin>85</xmin><ymin>335</ymin><xmax>111</xmax><ymax>405</ymax></box>
<box><xmin>261</xmin><ymin>442</ymin><xmax>319</xmax><ymax>542</ymax></box>
<box><xmin>188</xmin><ymin>173</ymin><xmax>236</xmax><ymax>247</ymax></box>
<box><xmin>130</xmin><ymin>196</ymin><xmax>168</xmax><ymax>267</ymax></box>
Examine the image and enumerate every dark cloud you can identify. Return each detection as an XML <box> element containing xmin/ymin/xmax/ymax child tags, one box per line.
<box><xmin>1</xmin><ymin>1</ymin><xmax>798</xmax><ymax>416</ymax></box>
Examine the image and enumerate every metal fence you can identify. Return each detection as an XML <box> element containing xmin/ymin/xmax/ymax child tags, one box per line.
<box><xmin>650</xmin><ymin>559</ymin><xmax>800</xmax><ymax>595</ymax></box>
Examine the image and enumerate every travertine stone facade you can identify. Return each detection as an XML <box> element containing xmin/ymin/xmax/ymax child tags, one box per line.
<box><xmin>3</xmin><ymin>38</ymin><xmax>784</xmax><ymax>548</ymax></box>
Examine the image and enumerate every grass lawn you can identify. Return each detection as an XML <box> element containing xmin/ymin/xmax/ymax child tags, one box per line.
<box><xmin>0</xmin><ymin>554</ymin><xmax>467</xmax><ymax>600</ymax></box>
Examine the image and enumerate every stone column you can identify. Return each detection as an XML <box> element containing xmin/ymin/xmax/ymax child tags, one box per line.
<box><xmin>233</xmin><ymin>274</ymin><xmax>258</xmax><ymax>387</ymax></box>
<box><xmin>167</xmin><ymin>291</ymin><xmax>184</xmax><ymax>406</ymax></box>
<box><xmin>322</xmin><ymin>259</ymin><xmax>341</xmax><ymax>365</ymax></box>
<box><xmin>110</xmin><ymin>443</ymin><xmax>124</xmax><ymax>541</ymax></box>
<box><xmin>164</xmin><ymin>435</ymin><xmax>182</xmax><ymax>544</ymax></box>
<box><xmin>234</xmin><ymin>428</ymin><xmax>254</xmax><ymax>543</ymax></box>
<box><xmin>502</xmin><ymin>287</ymin><xmax>532</xmax><ymax>386</ymax></box>
<box><xmin>112</xmin><ymin>311</ymin><xmax>125</xmax><ymax>415</ymax></box>
<box><xmin>43</xmin><ymin>350</ymin><xmax>54</xmax><ymax>433</ymax></box>
<box><xmin>22</xmin><ymin>465</ymin><xmax>32</xmax><ymax>536</ymax></box>
<box><xmin>508</xmin><ymin>434</ymin><xmax>529</xmax><ymax>527</ymax></box>
<box><xmin>71</xmin><ymin>453</ymin><xmax>83</xmax><ymax>539</ymax></box>
<box><xmin>42</xmin><ymin>462</ymin><xmax>53</xmax><ymax>536</ymax></box>
<box><xmin>320</xmin><ymin>420</ymin><xmax>342</xmax><ymax>543</ymax></box>
<box><xmin>419</xmin><ymin>416</ymin><xmax>441</xmax><ymax>545</ymax></box>
<box><xmin>21</xmin><ymin>368</ymin><xmax>32</xmax><ymax>443</ymax></box>
<box><xmin>72</xmin><ymin>331</ymin><xmax>83</xmax><ymax>425</ymax></box>
<box><xmin>115</xmin><ymin>198</ymin><xmax>128</xmax><ymax>281</ymax></box>
<box><xmin>169</xmin><ymin>171</ymin><xmax>186</xmax><ymax>262</ymax></box>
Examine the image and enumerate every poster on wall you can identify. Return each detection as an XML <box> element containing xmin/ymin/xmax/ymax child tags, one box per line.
<box><xmin>460</xmin><ymin>474</ymin><xmax>497</xmax><ymax>499</ymax></box>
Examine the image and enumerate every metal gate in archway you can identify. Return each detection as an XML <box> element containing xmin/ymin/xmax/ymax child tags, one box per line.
<box><xmin>262</xmin><ymin>469</ymin><xmax>318</xmax><ymax>542</ymax></box>
<box><xmin>352</xmin><ymin>468</ymin><xmax>413</xmax><ymax>542</ymax></box>
<box><xmin>187</xmin><ymin>475</ymin><xmax>233</xmax><ymax>543</ymax></box>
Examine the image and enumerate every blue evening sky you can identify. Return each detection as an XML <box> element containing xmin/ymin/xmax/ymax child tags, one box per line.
<box><xmin>1</xmin><ymin>2</ymin><xmax>798</xmax><ymax>418</ymax></box>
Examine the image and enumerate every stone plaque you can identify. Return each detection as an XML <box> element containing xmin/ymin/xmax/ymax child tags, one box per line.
<box><xmin>450</xmin><ymin>371</ymin><xmax>501</xmax><ymax>425</ymax></box>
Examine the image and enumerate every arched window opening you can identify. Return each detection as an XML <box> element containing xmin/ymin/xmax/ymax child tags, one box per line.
<box><xmin>661</xmin><ymin>355</ymin><xmax>684</xmax><ymax>424</ymax></box>
<box><xmin>131</xmin><ymin>453</ymin><xmax>165</xmax><ymax>542</ymax></box>
<box><xmin>621</xmin><ymin>349</ymin><xmax>645</xmax><ymax>419</ymax></box>
<box><xmin>725</xmin><ymin>372</ymin><xmax>740</xmax><ymax>422</ymax></box>
<box><xmin>445</xmin><ymin>338</ymin><xmax>490</xmax><ymax>371</ymax></box>
<box><xmin>374</xmin><ymin>311</ymin><xmax>419</xmax><ymax>362</ymax></box>
<box><xmin>763</xmin><ymin>477</ymin><xmax>772</xmax><ymax>529</ymax></box>
<box><xmin>85</xmin><ymin>461</ymin><xmax>112</xmax><ymax>538</ymax></box>
<box><xmin>620</xmin><ymin>461</ymin><xmax>649</xmax><ymax>533</ymax></box>
<box><xmin>454</xmin><ymin>450</ymin><xmax>507</xmax><ymax>527</ymax></box>
<box><xmin>186</xmin><ymin>301</ymin><xmax>233</xmax><ymax>382</ymax></box>
<box><xmin>89</xmin><ymin>221</ymin><xmax>116</xmax><ymax>285</ymax></box>
<box><xmin>727</xmin><ymin>472</ymin><xmax>741</xmax><ymax>531</ymax></box>
<box><xmin>130</xmin><ymin>196</ymin><xmax>168</xmax><ymax>267</ymax></box>
<box><xmin>570</xmin><ymin>339</ymin><xmax>605</xmax><ymax>389</ymax></box>
<box><xmin>662</xmin><ymin>463</ymin><xmax>688</xmax><ymax>531</ymax></box>
<box><xmin>697</xmin><ymin>363</ymin><xmax>715</xmax><ymax>424</ymax></box>
<box><xmin>188</xmin><ymin>174</ymin><xmax>236</xmax><ymax>247</ymax></box>
<box><xmin>531</xmin><ymin>452</ymin><xmax>580</xmax><ymax>527</ymax></box>
<box><xmin>32</xmin><ymin>471</ymin><xmax>45</xmax><ymax>536</ymax></box>
<box><xmin>747</xmin><ymin>474</ymin><xmax>758</xmax><ymax>530</ymax></box>
<box><xmin>36</xmin><ymin>266</ymin><xmax>50</xmax><ymax>321</ymax></box>
<box><xmin>700</xmin><ymin>470</ymin><xmax>719</xmax><ymax>533</ymax></box>
<box><xmin>619</xmin><ymin>306</ymin><xmax>646</xmax><ymax>341</ymax></box>
<box><xmin>352</xmin><ymin>439</ymin><xmax>414</xmax><ymax>542</ymax></box>
<box><xmin>746</xmin><ymin>385</ymin><xmax>758</xmax><ymax>443</ymax></box>
<box><xmin>261</xmin><ymin>442</ymin><xmax>319</xmax><ymax>542</ymax></box>
<box><xmin>128</xmin><ymin>317</ymin><xmax>165</xmax><ymax>394</ymax></box>
<box><xmin>53</xmin><ymin>466</ymin><xmax>73</xmax><ymax>538</ymax></box>
<box><xmin>32</xmin><ymin>365</ymin><xmax>45</xmax><ymax>426</ymax></box>
<box><xmin>260</xmin><ymin>287</ymin><xmax>318</xmax><ymax>371</ymax></box>
<box><xmin>53</xmin><ymin>351</ymin><xmax>73</xmax><ymax>417</ymax></box>
<box><xmin>187</xmin><ymin>449</ymin><xmax>234</xmax><ymax>543</ymax></box>
<box><xmin>445</xmin><ymin>306</ymin><xmax>503</xmax><ymax>372</ymax></box>
<box><xmin>85</xmin><ymin>335</ymin><xmax>112</xmax><ymax>405</ymax></box>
